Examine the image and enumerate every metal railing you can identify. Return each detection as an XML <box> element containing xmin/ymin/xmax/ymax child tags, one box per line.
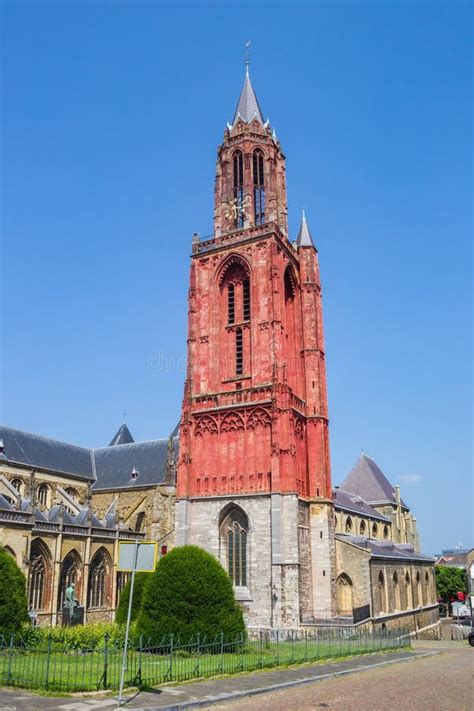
<box><xmin>0</xmin><ymin>626</ymin><xmax>410</xmax><ymax>693</ymax></box>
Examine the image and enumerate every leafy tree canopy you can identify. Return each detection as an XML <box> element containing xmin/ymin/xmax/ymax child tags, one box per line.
<box><xmin>137</xmin><ymin>545</ymin><xmax>245</xmax><ymax>644</ymax></box>
<box><xmin>435</xmin><ymin>565</ymin><xmax>467</xmax><ymax>602</ymax></box>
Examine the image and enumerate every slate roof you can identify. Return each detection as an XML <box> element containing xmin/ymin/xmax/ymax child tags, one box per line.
<box><xmin>0</xmin><ymin>494</ymin><xmax>13</xmax><ymax>510</ymax></box>
<box><xmin>108</xmin><ymin>423</ymin><xmax>134</xmax><ymax>447</ymax></box>
<box><xmin>339</xmin><ymin>454</ymin><xmax>407</xmax><ymax>508</ymax></box>
<box><xmin>0</xmin><ymin>424</ymin><xmax>177</xmax><ymax>491</ymax></box>
<box><xmin>0</xmin><ymin>426</ymin><xmax>94</xmax><ymax>480</ymax></box>
<box><xmin>296</xmin><ymin>210</ymin><xmax>315</xmax><ymax>248</ymax></box>
<box><xmin>232</xmin><ymin>68</ymin><xmax>264</xmax><ymax>125</ymax></box>
<box><xmin>337</xmin><ymin>534</ymin><xmax>434</xmax><ymax>562</ymax></box>
<box><xmin>332</xmin><ymin>488</ymin><xmax>390</xmax><ymax>522</ymax></box>
<box><xmin>92</xmin><ymin>437</ymin><xmax>178</xmax><ymax>490</ymax></box>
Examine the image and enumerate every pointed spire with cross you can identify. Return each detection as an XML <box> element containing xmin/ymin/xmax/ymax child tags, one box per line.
<box><xmin>232</xmin><ymin>41</ymin><xmax>264</xmax><ymax>125</ymax></box>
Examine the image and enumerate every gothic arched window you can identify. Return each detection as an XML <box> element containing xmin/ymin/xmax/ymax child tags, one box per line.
<box><xmin>253</xmin><ymin>149</ymin><xmax>265</xmax><ymax>225</ymax></box>
<box><xmin>359</xmin><ymin>520</ymin><xmax>366</xmax><ymax>536</ymax></box>
<box><xmin>135</xmin><ymin>511</ymin><xmax>145</xmax><ymax>532</ymax></box>
<box><xmin>116</xmin><ymin>571</ymin><xmax>130</xmax><ymax>601</ymax></box>
<box><xmin>243</xmin><ymin>278</ymin><xmax>250</xmax><ymax>321</ymax></box>
<box><xmin>345</xmin><ymin>516</ymin><xmax>352</xmax><ymax>533</ymax></box>
<box><xmin>372</xmin><ymin>522</ymin><xmax>378</xmax><ymax>538</ymax></box>
<box><xmin>57</xmin><ymin>550</ymin><xmax>82</xmax><ymax>610</ymax></box>
<box><xmin>227</xmin><ymin>283</ymin><xmax>235</xmax><ymax>324</ymax></box>
<box><xmin>11</xmin><ymin>478</ymin><xmax>23</xmax><ymax>494</ymax></box>
<box><xmin>377</xmin><ymin>570</ymin><xmax>386</xmax><ymax>613</ymax></box>
<box><xmin>88</xmin><ymin>550</ymin><xmax>110</xmax><ymax>609</ymax></box>
<box><xmin>284</xmin><ymin>265</ymin><xmax>299</xmax><ymax>391</ymax></box>
<box><xmin>383</xmin><ymin>525</ymin><xmax>389</xmax><ymax>539</ymax></box>
<box><xmin>235</xmin><ymin>327</ymin><xmax>243</xmax><ymax>375</ymax></box>
<box><xmin>405</xmin><ymin>571</ymin><xmax>413</xmax><ymax>608</ymax></box>
<box><xmin>424</xmin><ymin>570</ymin><xmax>430</xmax><ymax>603</ymax></box>
<box><xmin>233</xmin><ymin>150</ymin><xmax>244</xmax><ymax>228</ymax></box>
<box><xmin>219</xmin><ymin>257</ymin><xmax>251</xmax><ymax>378</ymax></box>
<box><xmin>29</xmin><ymin>539</ymin><xmax>51</xmax><ymax>611</ymax></box>
<box><xmin>336</xmin><ymin>573</ymin><xmax>353</xmax><ymax>616</ymax></box>
<box><xmin>37</xmin><ymin>483</ymin><xmax>49</xmax><ymax>508</ymax></box>
<box><xmin>220</xmin><ymin>507</ymin><xmax>248</xmax><ymax>587</ymax></box>
<box><xmin>393</xmin><ymin>572</ymin><xmax>401</xmax><ymax>610</ymax></box>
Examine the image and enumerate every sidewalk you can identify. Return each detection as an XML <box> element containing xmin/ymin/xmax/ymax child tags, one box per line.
<box><xmin>0</xmin><ymin>648</ymin><xmax>439</xmax><ymax>711</ymax></box>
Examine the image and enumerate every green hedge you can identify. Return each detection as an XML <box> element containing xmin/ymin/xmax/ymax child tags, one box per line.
<box><xmin>115</xmin><ymin>572</ymin><xmax>150</xmax><ymax>624</ymax></box>
<box><xmin>0</xmin><ymin>548</ymin><xmax>28</xmax><ymax>636</ymax></box>
<box><xmin>137</xmin><ymin>545</ymin><xmax>245</xmax><ymax>645</ymax></box>
<box><xmin>18</xmin><ymin>622</ymin><xmax>128</xmax><ymax>650</ymax></box>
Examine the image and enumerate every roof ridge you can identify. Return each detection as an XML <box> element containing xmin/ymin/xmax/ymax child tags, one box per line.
<box><xmin>94</xmin><ymin>436</ymin><xmax>172</xmax><ymax>452</ymax></box>
<box><xmin>0</xmin><ymin>424</ymin><xmax>91</xmax><ymax>452</ymax></box>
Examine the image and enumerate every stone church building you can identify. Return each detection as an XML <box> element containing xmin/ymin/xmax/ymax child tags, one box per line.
<box><xmin>0</xmin><ymin>68</ymin><xmax>439</xmax><ymax>637</ymax></box>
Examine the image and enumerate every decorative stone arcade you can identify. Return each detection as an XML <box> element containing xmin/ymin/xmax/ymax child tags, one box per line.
<box><xmin>177</xmin><ymin>67</ymin><xmax>336</xmax><ymax>627</ymax></box>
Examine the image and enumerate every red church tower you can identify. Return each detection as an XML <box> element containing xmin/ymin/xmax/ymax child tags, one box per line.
<box><xmin>177</xmin><ymin>66</ymin><xmax>336</xmax><ymax>626</ymax></box>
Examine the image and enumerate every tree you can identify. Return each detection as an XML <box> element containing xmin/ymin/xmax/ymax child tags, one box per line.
<box><xmin>0</xmin><ymin>548</ymin><xmax>28</xmax><ymax>636</ymax></box>
<box><xmin>136</xmin><ymin>545</ymin><xmax>245</xmax><ymax>644</ymax></box>
<box><xmin>435</xmin><ymin>565</ymin><xmax>467</xmax><ymax>603</ymax></box>
<box><xmin>115</xmin><ymin>572</ymin><xmax>150</xmax><ymax>625</ymax></box>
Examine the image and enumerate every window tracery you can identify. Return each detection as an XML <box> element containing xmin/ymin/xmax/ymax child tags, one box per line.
<box><xmin>253</xmin><ymin>149</ymin><xmax>265</xmax><ymax>225</ymax></box>
<box><xmin>29</xmin><ymin>539</ymin><xmax>51</xmax><ymax>611</ymax></box>
<box><xmin>233</xmin><ymin>151</ymin><xmax>244</xmax><ymax>228</ymax></box>
<box><xmin>58</xmin><ymin>551</ymin><xmax>81</xmax><ymax>610</ymax></box>
<box><xmin>220</xmin><ymin>507</ymin><xmax>248</xmax><ymax>587</ymax></box>
<box><xmin>194</xmin><ymin>415</ymin><xmax>218</xmax><ymax>436</ymax></box>
<box><xmin>87</xmin><ymin>550</ymin><xmax>110</xmax><ymax>609</ymax></box>
<box><xmin>247</xmin><ymin>408</ymin><xmax>271</xmax><ymax>430</ymax></box>
<box><xmin>220</xmin><ymin>412</ymin><xmax>245</xmax><ymax>432</ymax></box>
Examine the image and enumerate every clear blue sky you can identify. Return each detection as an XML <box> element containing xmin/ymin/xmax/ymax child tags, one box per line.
<box><xmin>1</xmin><ymin>1</ymin><xmax>471</xmax><ymax>555</ymax></box>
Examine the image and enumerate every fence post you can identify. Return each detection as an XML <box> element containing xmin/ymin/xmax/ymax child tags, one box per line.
<box><xmin>45</xmin><ymin>635</ymin><xmax>52</xmax><ymax>690</ymax></box>
<box><xmin>169</xmin><ymin>634</ymin><xmax>174</xmax><ymax>681</ymax></box>
<box><xmin>220</xmin><ymin>631</ymin><xmax>224</xmax><ymax>673</ymax></box>
<box><xmin>304</xmin><ymin>630</ymin><xmax>308</xmax><ymax>662</ymax></box>
<box><xmin>102</xmin><ymin>633</ymin><xmax>109</xmax><ymax>689</ymax></box>
<box><xmin>196</xmin><ymin>632</ymin><xmax>200</xmax><ymax>677</ymax></box>
<box><xmin>7</xmin><ymin>634</ymin><xmax>14</xmax><ymax>682</ymax></box>
<box><xmin>138</xmin><ymin>634</ymin><xmax>143</xmax><ymax>687</ymax></box>
<box><xmin>259</xmin><ymin>631</ymin><xmax>263</xmax><ymax>669</ymax></box>
<box><xmin>276</xmin><ymin>629</ymin><xmax>279</xmax><ymax>666</ymax></box>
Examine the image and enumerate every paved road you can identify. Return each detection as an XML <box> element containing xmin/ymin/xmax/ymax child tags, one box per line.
<box><xmin>204</xmin><ymin>643</ymin><xmax>473</xmax><ymax>711</ymax></box>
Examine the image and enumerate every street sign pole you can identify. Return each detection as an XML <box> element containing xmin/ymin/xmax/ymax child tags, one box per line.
<box><xmin>118</xmin><ymin>539</ymin><xmax>139</xmax><ymax>706</ymax></box>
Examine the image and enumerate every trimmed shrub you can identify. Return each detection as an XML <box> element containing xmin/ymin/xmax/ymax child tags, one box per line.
<box><xmin>23</xmin><ymin>622</ymin><xmax>128</xmax><ymax>650</ymax></box>
<box><xmin>137</xmin><ymin>545</ymin><xmax>245</xmax><ymax>644</ymax></box>
<box><xmin>115</xmin><ymin>572</ymin><xmax>150</xmax><ymax>625</ymax></box>
<box><xmin>0</xmin><ymin>548</ymin><xmax>28</xmax><ymax>637</ymax></box>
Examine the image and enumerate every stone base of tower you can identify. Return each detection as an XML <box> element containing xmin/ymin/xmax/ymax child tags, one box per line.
<box><xmin>308</xmin><ymin>500</ymin><xmax>337</xmax><ymax>620</ymax></box>
<box><xmin>175</xmin><ymin>494</ymin><xmax>336</xmax><ymax>628</ymax></box>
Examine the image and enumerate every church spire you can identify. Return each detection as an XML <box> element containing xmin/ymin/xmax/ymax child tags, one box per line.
<box><xmin>296</xmin><ymin>209</ymin><xmax>315</xmax><ymax>248</ymax></box>
<box><xmin>232</xmin><ymin>67</ymin><xmax>264</xmax><ymax>125</ymax></box>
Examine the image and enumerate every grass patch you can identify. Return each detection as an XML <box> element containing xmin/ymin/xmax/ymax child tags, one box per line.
<box><xmin>0</xmin><ymin>635</ymin><xmax>408</xmax><ymax>693</ymax></box>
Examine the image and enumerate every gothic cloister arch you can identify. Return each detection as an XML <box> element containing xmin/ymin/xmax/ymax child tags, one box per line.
<box><xmin>336</xmin><ymin>573</ymin><xmax>354</xmax><ymax>616</ymax></box>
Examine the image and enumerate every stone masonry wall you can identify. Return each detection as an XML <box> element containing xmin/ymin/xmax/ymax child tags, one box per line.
<box><xmin>176</xmin><ymin>493</ymin><xmax>303</xmax><ymax>628</ymax></box>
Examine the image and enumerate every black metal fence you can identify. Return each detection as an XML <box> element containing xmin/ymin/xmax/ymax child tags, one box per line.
<box><xmin>0</xmin><ymin>626</ymin><xmax>410</xmax><ymax>693</ymax></box>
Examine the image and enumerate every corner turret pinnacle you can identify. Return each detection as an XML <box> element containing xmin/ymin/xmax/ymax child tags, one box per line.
<box><xmin>296</xmin><ymin>209</ymin><xmax>315</xmax><ymax>248</ymax></box>
<box><xmin>232</xmin><ymin>67</ymin><xmax>264</xmax><ymax>125</ymax></box>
